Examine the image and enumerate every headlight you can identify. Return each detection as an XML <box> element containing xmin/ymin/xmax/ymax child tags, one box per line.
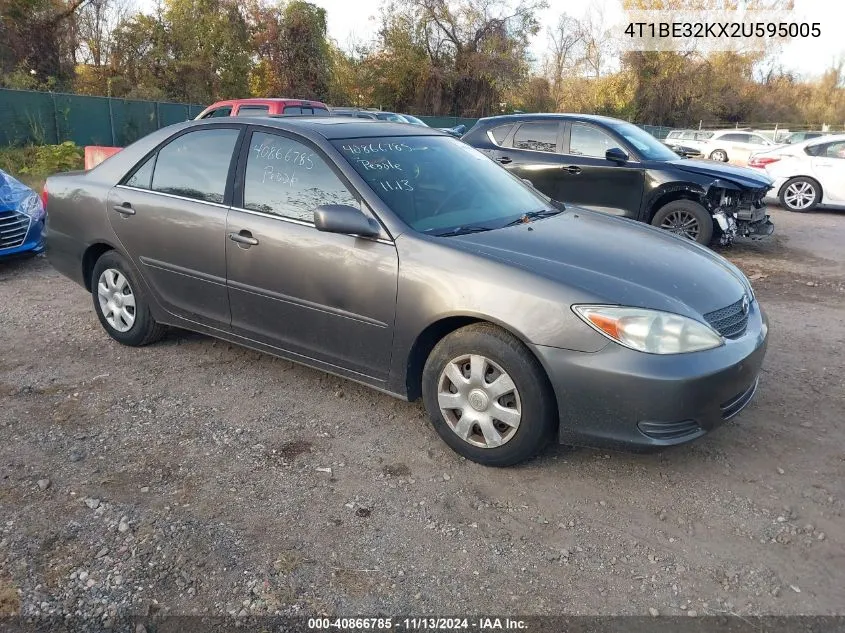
<box><xmin>20</xmin><ymin>193</ymin><xmax>45</xmax><ymax>222</ymax></box>
<box><xmin>573</xmin><ymin>305</ymin><xmax>724</xmax><ymax>354</ymax></box>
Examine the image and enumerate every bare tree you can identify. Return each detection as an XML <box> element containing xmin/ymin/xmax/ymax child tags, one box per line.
<box><xmin>545</xmin><ymin>14</ymin><xmax>583</xmax><ymax>87</ymax></box>
<box><xmin>577</xmin><ymin>5</ymin><xmax>613</xmax><ymax>78</ymax></box>
<box><xmin>75</xmin><ymin>0</ymin><xmax>134</xmax><ymax>67</ymax></box>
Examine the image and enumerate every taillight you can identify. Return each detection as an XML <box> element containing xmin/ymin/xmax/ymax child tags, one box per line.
<box><xmin>748</xmin><ymin>156</ymin><xmax>780</xmax><ymax>168</ymax></box>
<box><xmin>41</xmin><ymin>183</ymin><xmax>48</xmax><ymax>211</ymax></box>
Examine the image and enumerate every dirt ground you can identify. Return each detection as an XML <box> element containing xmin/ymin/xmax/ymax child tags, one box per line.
<box><xmin>1</xmin><ymin>204</ymin><xmax>843</xmax><ymax>623</ymax></box>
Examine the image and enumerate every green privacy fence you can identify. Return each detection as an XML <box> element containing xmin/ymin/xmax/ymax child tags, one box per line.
<box><xmin>0</xmin><ymin>88</ymin><xmax>206</xmax><ymax>147</ymax></box>
<box><xmin>0</xmin><ymin>87</ymin><xmax>677</xmax><ymax>147</ymax></box>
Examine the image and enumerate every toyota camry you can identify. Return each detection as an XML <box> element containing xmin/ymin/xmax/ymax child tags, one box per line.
<box><xmin>45</xmin><ymin>117</ymin><xmax>768</xmax><ymax>466</ymax></box>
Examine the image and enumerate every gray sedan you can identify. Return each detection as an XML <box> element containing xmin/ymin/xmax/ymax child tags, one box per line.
<box><xmin>45</xmin><ymin>118</ymin><xmax>768</xmax><ymax>466</ymax></box>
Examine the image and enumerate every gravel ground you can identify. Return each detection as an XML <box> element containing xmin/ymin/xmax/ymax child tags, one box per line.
<box><xmin>1</xmin><ymin>204</ymin><xmax>844</xmax><ymax>625</ymax></box>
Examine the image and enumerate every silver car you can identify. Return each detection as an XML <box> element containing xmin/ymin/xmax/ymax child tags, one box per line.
<box><xmin>45</xmin><ymin>118</ymin><xmax>768</xmax><ymax>466</ymax></box>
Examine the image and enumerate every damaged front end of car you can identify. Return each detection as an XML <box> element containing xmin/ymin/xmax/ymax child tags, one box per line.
<box><xmin>704</xmin><ymin>180</ymin><xmax>774</xmax><ymax>246</ymax></box>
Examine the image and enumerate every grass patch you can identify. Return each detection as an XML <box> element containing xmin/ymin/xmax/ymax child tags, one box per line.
<box><xmin>0</xmin><ymin>579</ymin><xmax>20</xmax><ymax>615</ymax></box>
<box><xmin>0</xmin><ymin>142</ymin><xmax>84</xmax><ymax>190</ymax></box>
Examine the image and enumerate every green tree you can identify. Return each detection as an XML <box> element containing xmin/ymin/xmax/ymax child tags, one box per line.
<box><xmin>1</xmin><ymin>0</ymin><xmax>89</xmax><ymax>87</ymax></box>
<box><xmin>109</xmin><ymin>0</ymin><xmax>251</xmax><ymax>103</ymax></box>
<box><xmin>247</xmin><ymin>0</ymin><xmax>332</xmax><ymax>100</ymax></box>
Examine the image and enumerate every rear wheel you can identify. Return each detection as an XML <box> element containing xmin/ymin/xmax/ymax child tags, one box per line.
<box><xmin>709</xmin><ymin>149</ymin><xmax>728</xmax><ymax>162</ymax></box>
<box><xmin>91</xmin><ymin>251</ymin><xmax>165</xmax><ymax>346</ymax></box>
<box><xmin>779</xmin><ymin>177</ymin><xmax>820</xmax><ymax>212</ymax></box>
<box><xmin>651</xmin><ymin>199</ymin><xmax>714</xmax><ymax>245</ymax></box>
<box><xmin>422</xmin><ymin>323</ymin><xmax>555</xmax><ymax>466</ymax></box>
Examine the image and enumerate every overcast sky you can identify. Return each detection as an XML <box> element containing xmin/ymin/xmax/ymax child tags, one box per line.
<box><xmin>136</xmin><ymin>0</ymin><xmax>844</xmax><ymax>78</ymax></box>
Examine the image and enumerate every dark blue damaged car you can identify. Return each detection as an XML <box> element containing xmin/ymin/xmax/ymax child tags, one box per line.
<box><xmin>0</xmin><ymin>170</ymin><xmax>46</xmax><ymax>258</ymax></box>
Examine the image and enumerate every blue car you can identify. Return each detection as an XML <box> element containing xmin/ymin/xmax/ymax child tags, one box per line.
<box><xmin>0</xmin><ymin>169</ymin><xmax>45</xmax><ymax>258</ymax></box>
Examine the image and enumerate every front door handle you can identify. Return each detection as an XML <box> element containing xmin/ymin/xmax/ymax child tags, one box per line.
<box><xmin>228</xmin><ymin>230</ymin><xmax>259</xmax><ymax>247</ymax></box>
<box><xmin>112</xmin><ymin>202</ymin><xmax>135</xmax><ymax>216</ymax></box>
<box><xmin>497</xmin><ymin>156</ymin><xmax>513</xmax><ymax>165</ymax></box>
<box><xmin>564</xmin><ymin>165</ymin><xmax>582</xmax><ymax>174</ymax></box>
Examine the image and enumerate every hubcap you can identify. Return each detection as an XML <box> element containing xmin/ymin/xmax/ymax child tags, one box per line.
<box><xmin>660</xmin><ymin>210</ymin><xmax>700</xmax><ymax>241</ymax></box>
<box><xmin>437</xmin><ymin>354</ymin><xmax>521</xmax><ymax>449</ymax></box>
<box><xmin>97</xmin><ymin>268</ymin><xmax>136</xmax><ymax>332</ymax></box>
<box><xmin>784</xmin><ymin>181</ymin><xmax>815</xmax><ymax>210</ymax></box>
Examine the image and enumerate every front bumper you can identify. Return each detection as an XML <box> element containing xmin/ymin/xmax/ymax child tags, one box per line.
<box><xmin>534</xmin><ymin>301</ymin><xmax>769</xmax><ymax>450</ymax></box>
<box><xmin>734</xmin><ymin>203</ymin><xmax>774</xmax><ymax>239</ymax></box>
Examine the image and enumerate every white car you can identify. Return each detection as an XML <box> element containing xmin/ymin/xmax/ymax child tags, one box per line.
<box><xmin>748</xmin><ymin>134</ymin><xmax>845</xmax><ymax>212</ymax></box>
<box><xmin>701</xmin><ymin>130</ymin><xmax>780</xmax><ymax>166</ymax></box>
<box><xmin>663</xmin><ymin>129</ymin><xmax>714</xmax><ymax>153</ymax></box>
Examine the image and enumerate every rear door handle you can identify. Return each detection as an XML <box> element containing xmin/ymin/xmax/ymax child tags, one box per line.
<box><xmin>497</xmin><ymin>156</ymin><xmax>513</xmax><ymax>165</ymax></box>
<box><xmin>564</xmin><ymin>165</ymin><xmax>582</xmax><ymax>174</ymax></box>
<box><xmin>112</xmin><ymin>202</ymin><xmax>135</xmax><ymax>216</ymax></box>
<box><xmin>228</xmin><ymin>230</ymin><xmax>259</xmax><ymax>247</ymax></box>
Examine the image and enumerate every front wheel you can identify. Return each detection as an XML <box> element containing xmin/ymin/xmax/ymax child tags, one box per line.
<box><xmin>651</xmin><ymin>199</ymin><xmax>714</xmax><ymax>245</ymax></box>
<box><xmin>91</xmin><ymin>251</ymin><xmax>165</xmax><ymax>346</ymax></box>
<box><xmin>709</xmin><ymin>149</ymin><xmax>728</xmax><ymax>162</ymax></box>
<box><xmin>422</xmin><ymin>323</ymin><xmax>556</xmax><ymax>466</ymax></box>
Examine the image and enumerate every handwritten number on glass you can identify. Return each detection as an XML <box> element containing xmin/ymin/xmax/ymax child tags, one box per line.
<box><xmin>253</xmin><ymin>144</ymin><xmax>314</xmax><ymax>170</ymax></box>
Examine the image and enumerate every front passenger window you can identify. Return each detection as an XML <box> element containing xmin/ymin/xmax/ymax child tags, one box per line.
<box><xmin>243</xmin><ymin>131</ymin><xmax>358</xmax><ymax>222</ymax></box>
<box><xmin>569</xmin><ymin>123</ymin><xmax>618</xmax><ymax>158</ymax></box>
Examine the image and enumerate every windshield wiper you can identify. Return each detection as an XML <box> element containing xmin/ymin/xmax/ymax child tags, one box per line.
<box><xmin>432</xmin><ymin>225</ymin><xmax>494</xmax><ymax>237</ymax></box>
<box><xmin>503</xmin><ymin>208</ymin><xmax>564</xmax><ymax>227</ymax></box>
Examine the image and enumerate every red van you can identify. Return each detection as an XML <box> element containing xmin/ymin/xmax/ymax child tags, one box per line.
<box><xmin>194</xmin><ymin>98</ymin><xmax>330</xmax><ymax>119</ymax></box>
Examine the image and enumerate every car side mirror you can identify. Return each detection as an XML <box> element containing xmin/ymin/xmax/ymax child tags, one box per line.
<box><xmin>314</xmin><ymin>204</ymin><xmax>381</xmax><ymax>238</ymax></box>
<box><xmin>605</xmin><ymin>147</ymin><xmax>629</xmax><ymax>163</ymax></box>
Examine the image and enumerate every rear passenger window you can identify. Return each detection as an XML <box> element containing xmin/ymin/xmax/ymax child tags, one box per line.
<box><xmin>243</xmin><ymin>131</ymin><xmax>358</xmax><ymax>222</ymax></box>
<box><xmin>489</xmin><ymin>124</ymin><xmax>514</xmax><ymax>145</ymax></box>
<box><xmin>283</xmin><ymin>106</ymin><xmax>303</xmax><ymax>115</ymax></box>
<box><xmin>202</xmin><ymin>107</ymin><xmax>232</xmax><ymax>119</ymax></box>
<box><xmin>238</xmin><ymin>106</ymin><xmax>270</xmax><ymax>117</ymax></box>
<box><xmin>150</xmin><ymin>128</ymin><xmax>240</xmax><ymax>203</ymax></box>
<box><xmin>512</xmin><ymin>122</ymin><xmax>559</xmax><ymax>153</ymax></box>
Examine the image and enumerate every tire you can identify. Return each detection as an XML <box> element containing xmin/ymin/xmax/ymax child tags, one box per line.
<box><xmin>421</xmin><ymin>323</ymin><xmax>556</xmax><ymax>466</ymax></box>
<box><xmin>651</xmin><ymin>199</ymin><xmax>714</xmax><ymax>245</ymax></box>
<box><xmin>709</xmin><ymin>149</ymin><xmax>728</xmax><ymax>162</ymax></box>
<box><xmin>91</xmin><ymin>251</ymin><xmax>165</xmax><ymax>346</ymax></box>
<box><xmin>779</xmin><ymin>176</ymin><xmax>820</xmax><ymax>212</ymax></box>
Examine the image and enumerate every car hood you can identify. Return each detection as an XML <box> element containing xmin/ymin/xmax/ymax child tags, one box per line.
<box><xmin>450</xmin><ymin>209</ymin><xmax>751</xmax><ymax>319</ymax></box>
<box><xmin>665</xmin><ymin>158</ymin><xmax>773</xmax><ymax>189</ymax></box>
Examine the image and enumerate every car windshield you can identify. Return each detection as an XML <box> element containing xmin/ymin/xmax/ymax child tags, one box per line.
<box><xmin>609</xmin><ymin>122</ymin><xmax>682</xmax><ymax>161</ymax></box>
<box><xmin>401</xmin><ymin>115</ymin><xmax>428</xmax><ymax>126</ymax></box>
<box><xmin>334</xmin><ymin>136</ymin><xmax>557</xmax><ymax>236</ymax></box>
<box><xmin>376</xmin><ymin>112</ymin><xmax>406</xmax><ymax>123</ymax></box>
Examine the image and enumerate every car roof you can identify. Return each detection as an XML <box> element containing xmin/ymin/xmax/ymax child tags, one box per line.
<box><xmin>203</xmin><ymin>98</ymin><xmax>329</xmax><ymax>109</ymax></box>
<box><xmin>193</xmin><ymin>115</ymin><xmax>445</xmax><ymax>140</ymax></box>
<box><xmin>804</xmin><ymin>133</ymin><xmax>845</xmax><ymax>144</ymax></box>
<box><xmin>712</xmin><ymin>129</ymin><xmax>763</xmax><ymax>135</ymax></box>
<box><xmin>475</xmin><ymin>113</ymin><xmax>629</xmax><ymax>126</ymax></box>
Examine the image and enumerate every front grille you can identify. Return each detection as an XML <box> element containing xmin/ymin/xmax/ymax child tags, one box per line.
<box><xmin>0</xmin><ymin>210</ymin><xmax>31</xmax><ymax>250</ymax></box>
<box><xmin>704</xmin><ymin>298</ymin><xmax>749</xmax><ymax>339</ymax></box>
<box><xmin>721</xmin><ymin>378</ymin><xmax>759</xmax><ymax>420</ymax></box>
